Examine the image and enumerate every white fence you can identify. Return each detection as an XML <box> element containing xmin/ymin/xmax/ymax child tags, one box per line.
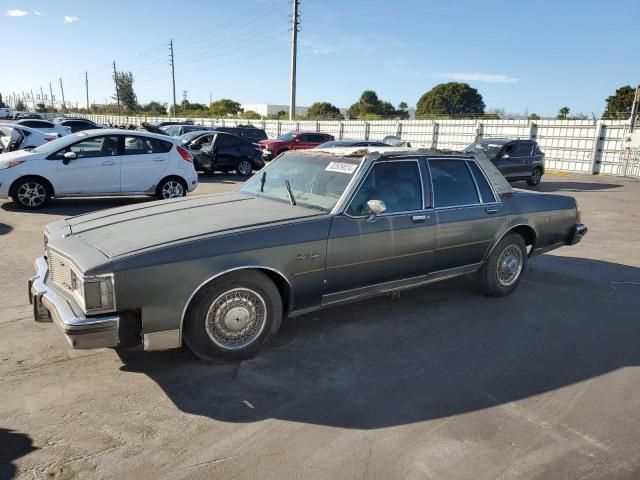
<box><xmin>81</xmin><ymin>114</ymin><xmax>640</xmax><ymax>178</ymax></box>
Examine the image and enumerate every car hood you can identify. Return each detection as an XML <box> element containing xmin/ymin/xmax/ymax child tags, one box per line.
<box><xmin>0</xmin><ymin>149</ymin><xmax>37</xmax><ymax>163</ymax></box>
<box><xmin>259</xmin><ymin>139</ymin><xmax>285</xmax><ymax>147</ymax></box>
<box><xmin>64</xmin><ymin>192</ymin><xmax>326</xmax><ymax>258</ymax></box>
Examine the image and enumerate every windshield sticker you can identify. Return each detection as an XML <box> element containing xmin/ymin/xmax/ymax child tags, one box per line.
<box><xmin>326</xmin><ymin>162</ymin><xmax>357</xmax><ymax>174</ymax></box>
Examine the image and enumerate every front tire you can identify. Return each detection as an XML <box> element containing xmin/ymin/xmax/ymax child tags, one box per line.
<box><xmin>156</xmin><ymin>177</ymin><xmax>187</xmax><ymax>200</ymax></box>
<box><xmin>478</xmin><ymin>233</ymin><xmax>527</xmax><ymax>297</ymax></box>
<box><xmin>11</xmin><ymin>177</ymin><xmax>51</xmax><ymax>210</ymax></box>
<box><xmin>527</xmin><ymin>167</ymin><xmax>542</xmax><ymax>186</ymax></box>
<box><xmin>184</xmin><ymin>271</ymin><xmax>283</xmax><ymax>361</ymax></box>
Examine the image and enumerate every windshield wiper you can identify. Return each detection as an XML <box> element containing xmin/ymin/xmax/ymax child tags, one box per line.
<box><xmin>260</xmin><ymin>171</ymin><xmax>266</xmax><ymax>192</ymax></box>
<box><xmin>284</xmin><ymin>179</ymin><xmax>296</xmax><ymax>206</ymax></box>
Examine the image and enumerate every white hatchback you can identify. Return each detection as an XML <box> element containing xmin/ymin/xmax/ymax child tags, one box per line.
<box><xmin>0</xmin><ymin>124</ymin><xmax>59</xmax><ymax>152</ymax></box>
<box><xmin>0</xmin><ymin>129</ymin><xmax>198</xmax><ymax>209</ymax></box>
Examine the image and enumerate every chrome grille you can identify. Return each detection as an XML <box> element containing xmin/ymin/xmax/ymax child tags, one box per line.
<box><xmin>47</xmin><ymin>250</ymin><xmax>75</xmax><ymax>292</ymax></box>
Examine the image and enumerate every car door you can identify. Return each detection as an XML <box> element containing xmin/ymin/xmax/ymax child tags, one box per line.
<box><xmin>211</xmin><ymin>133</ymin><xmax>242</xmax><ymax>168</ymax></box>
<box><xmin>294</xmin><ymin>133</ymin><xmax>315</xmax><ymax>150</ymax></box>
<box><xmin>509</xmin><ymin>141</ymin><xmax>535</xmax><ymax>179</ymax></box>
<box><xmin>119</xmin><ymin>135</ymin><xmax>172</xmax><ymax>192</ymax></box>
<box><xmin>428</xmin><ymin>158</ymin><xmax>506</xmax><ymax>271</ymax></box>
<box><xmin>324</xmin><ymin>159</ymin><xmax>437</xmax><ymax>298</ymax></box>
<box><xmin>49</xmin><ymin>135</ymin><xmax>121</xmax><ymax>194</ymax></box>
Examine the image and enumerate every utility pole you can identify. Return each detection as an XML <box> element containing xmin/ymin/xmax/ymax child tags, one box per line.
<box><xmin>288</xmin><ymin>0</ymin><xmax>300</xmax><ymax>120</ymax></box>
<box><xmin>112</xmin><ymin>61</ymin><xmax>121</xmax><ymax>117</ymax></box>
<box><xmin>85</xmin><ymin>71</ymin><xmax>90</xmax><ymax>112</ymax></box>
<box><xmin>169</xmin><ymin>39</ymin><xmax>177</xmax><ymax>117</ymax></box>
<box><xmin>59</xmin><ymin>78</ymin><xmax>66</xmax><ymax>110</ymax></box>
<box><xmin>49</xmin><ymin>83</ymin><xmax>55</xmax><ymax>109</ymax></box>
<box><xmin>40</xmin><ymin>86</ymin><xmax>45</xmax><ymax>105</ymax></box>
<box><xmin>30</xmin><ymin>89</ymin><xmax>36</xmax><ymax>109</ymax></box>
<box><xmin>621</xmin><ymin>84</ymin><xmax>640</xmax><ymax>176</ymax></box>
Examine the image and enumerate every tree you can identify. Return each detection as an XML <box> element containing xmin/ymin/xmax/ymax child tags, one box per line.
<box><xmin>306</xmin><ymin>101</ymin><xmax>343</xmax><ymax>120</ymax></box>
<box><xmin>35</xmin><ymin>103</ymin><xmax>47</xmax><ymax>113</ymax></box>
<box><xmin>603</xmin><ymin>85</ymin><xmax>636</xmax><ymax>119</ymax></box>
<box><xmin>347</xmin><ymin>90</ymin><xmax>401</xmax><ymax>119</ymax></box>
<box><xmin>210</xmin><ymin>99</ymin><xmax>242</xmax><ymax>117</ymax></box>
<box><xmin>416</xmin><ymin>82</ymin><xmax>485</xmax><ymax>118</ymax></box>
<box><xmin>141</xmin><ymin>101</ymin><xmax>167</xmax><ymax>115</ymax></box>
<box><xmin>528</xmin><ymin>113</ymin><xmax>541</xmax><ymax>120</ymax></box>
<box><xmin>241</xmin><ymin>110</ymin><xmax>261</xmax><ymax>119</ymax></box>
<box><xmin>0</xmin><ymin>93</ymin><xmax>6</xmax><ymax>108</ymax></box>
<box><xmin>396</xmin><ymin>102</ymin><xmax>410</xmax><ymax>120</ymax></box>
<box><xmin>556</xmin><ymin>106</ymin><xmax>570</xmax><ymax>119</ymax></box>
<box><xmin>112</xmin><ymin>71</ymin><xmax>138</xmax><ymax>112</ymax></box>
<box><xmin>267</xmin><ymin>110</ymin><xmax>287</xmax><ymax>120</ymax></box>
<box><xmin>15</xmin><ymin>99</ymin><xmax>26</xmax><ymax>111</ymax></box>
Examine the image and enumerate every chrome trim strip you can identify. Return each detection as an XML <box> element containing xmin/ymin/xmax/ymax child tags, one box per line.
<box><xmin>290</xmin><ymin>263</ymin><xmax>482</xmax><ymax>317</ymax></box>
<box><xmin>178</xmin><ymin>265</ymin><xmax>294</xmax><ymax>345</ymax></box>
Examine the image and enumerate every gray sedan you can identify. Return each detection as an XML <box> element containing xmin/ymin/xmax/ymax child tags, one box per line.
<box><xmin>29</xmin><ymin>147</ymin><xmax>587</xmax><ymax>360</ymax></box>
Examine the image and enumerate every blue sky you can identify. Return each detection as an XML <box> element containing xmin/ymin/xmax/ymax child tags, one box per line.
<box><xmin>1</xmin><ymin>0</ymin><xmax>639</xmax><ymax>116</ymax></box>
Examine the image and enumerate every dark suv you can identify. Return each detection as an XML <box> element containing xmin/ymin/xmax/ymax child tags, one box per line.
<box><xmin>464</xmin><ymin>138</ymin><xmax>545</xmax><ymax>186</ymax></box>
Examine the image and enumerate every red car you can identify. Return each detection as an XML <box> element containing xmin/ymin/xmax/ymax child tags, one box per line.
<box><xmin>259</xmin><ymin>131</ymin><xmax>334</xmax><ymax>160</ymax></box>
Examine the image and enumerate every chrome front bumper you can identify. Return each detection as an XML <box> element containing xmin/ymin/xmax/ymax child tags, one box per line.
<box><xmin>28</xmin><ymin>256</ymin><xmax>119</xmax><ymax>349</ymax></box>
<box><xmin>568</xmin><ymin>223</ymin><xmax>588</xmax><ymax>245</ymax></box>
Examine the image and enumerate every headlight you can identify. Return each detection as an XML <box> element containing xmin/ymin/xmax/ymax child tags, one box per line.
<box><xmin>0</xmin><ymin>160</ymin><xmax>24</xmax><ymax>170</ymax></box>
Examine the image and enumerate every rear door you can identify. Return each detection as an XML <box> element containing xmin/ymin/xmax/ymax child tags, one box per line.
<box><xmin>294</xmin><ymin>133</ymin><xmax>317</xmax><ymax>150</ymax></box>
<box><xmin>428</xmin><ymin>158</ymin><xmax>505</xmax><ymax>271</ymax></box>
<box><xmin>212</xmin><ymin>133</ymin><xmax>243</xmax><ymax>168</ymax></box>
<box><xmin>119</xmin><ymin>135</ymin><xmax>172</xmax><ymax>192</ymax></box>
<box><xmin>49</xmin><ymin>135</ymin><xmax>121</xmax><ymax>194</ymax></box>
<box><xmin>509</xmin><ymin>141</ymin><xmax>535</xmax><ymax>179</ymax></box>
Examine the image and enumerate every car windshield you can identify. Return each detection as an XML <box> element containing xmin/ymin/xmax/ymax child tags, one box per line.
<box><xmin>276</xmin><ymin>132</ymin><xmax>296</xmax><ymax>141</ymax></box>
<box><xmin>179</xmin><ymin>131</ymin><xmax>211</xmax><ymax>142</ymax></box>
<box><xmin>32</xmin><ymin>132</ymin><xmax>88</xmax><ymax>154</ymax></box>
<box><xmin>464</xmin><ymin>142</ymin><xmax>505</xmax><ymax>158</ymax></box>
<box><xmin>240</xmin><ymin>153</ymin><xmax>361</xmax><ymax>212</ymax></box>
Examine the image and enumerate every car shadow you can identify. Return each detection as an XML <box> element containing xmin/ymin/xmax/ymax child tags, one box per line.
<box><xmin>0</xmin><ymin>428</ymin><xmax>36</xmax><ymax>480</ymax></box>
<box><xmin>519</xmin><ymin>181</ymin><xmax>623</xmax><ymax>192</ymax></box>
<box><xmin>0</xmin><ymin>223</ymin><xmax>13</xmax><ymax>235</ymax></box>
<box><xmin>117</xmin><ymin>255</ymin><xmax>640</xmax><ymax>430</ymax></box>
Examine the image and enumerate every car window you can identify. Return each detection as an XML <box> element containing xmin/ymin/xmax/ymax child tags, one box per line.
<box><xmin>468</xmin><ymin>161</ymin><xmax>496</xmax><ymax>203</ymax></box>
<box><xmin>194</xmin><ymin>134</ymin><xmax>215</xmax><ymax>146</ymax></box>
<box><xmin>215</xmin><ymin>134</ymin><xmax>241</xmax><ymax>147</ymax></box>
<box><xmin>346</xmin><ymin>161</ymin><xmax>422</xmax><ymax>216</ymax></box>
<box><xmin>513</xmin><ymin>142</ymin><xmax>533</xmax><ymax>156</ymax></box>
<box><xmin>164</xmin><ymin>126</ymin><xmax>179</xmax><ymax>136</ymax></box>
<box><xmin>51</xmin><ymin>135</ymin><xmax>119</xmax><ymax>160</ymax></box>
<box><xmin>429</xmin><ymin>159</ymin><xmax>480</xmax><ymax>208</ymax></box>
<box><xmin>123</xmin><ymin>136</ymin><xmax>172</xmax><ymax>155</ymax></box>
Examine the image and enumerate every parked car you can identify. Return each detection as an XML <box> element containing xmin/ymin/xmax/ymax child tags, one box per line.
<box><xmin>155</xmin><ymin>120</ymin><xmax>194</xmax><ymax>128</ymax></box>
<box><xmin>28</xmin><ymin>147</ymin><xmax>587</xmax><ymax>361</ymax></box>
<box><xmin>185</xmin><ymin>131</ymin><xmax>264</xmax><ymax>176</ymax></box>
<box><xmin>15</xmin><ymin>119</ymin><xmax>71</xmax><ymax>137</ymax></box>
<box><xmin>382</xmin><ymin>135</ymin><xmax>412</xmax><ymax>147</ymax></box>
<box><xmin>0</xmin><ymin>125</ymin><xmax>58</xmax><ymax>152</ymax></box>
<box><xmin>464</xmin><ymin>138</ymin><xmax>545</xmax><ymax>186</ymax></box>
<box><xmin>0</xmin><ymin>107</ymin><xmax>13</xmax><ymax>119</ymax></box>
<box><xmin>317</xmin><ymin>140</ymin><xmax>390</xmax><ymax>148</ymax></box>
<box><xmin>15</xmin><ymin>112</ymin><xmax>43</xmax><ymax>120</ymax></box>
<box><xmin>162</xmin><ymin>124</ymin><xmax>215</xmax><ymax>137</ymax></box>
<box><xmin>55</xmin><ymin>118</ymin><xmax>103</xmax><ymax>133</ymax></box>
<box><xmin>0</xmin><ymin>129</ymin><xmax>198</xmax><ymax>209</ymax></box>
<box><xmin>259</xmin><ymin>131</ymin><xmax>334</xmax><ymax>160</ymax></box>
<box><xmin>213</xmin><ymin>126</ymin><xmax>268</xmax><ymax>142</ymax></box>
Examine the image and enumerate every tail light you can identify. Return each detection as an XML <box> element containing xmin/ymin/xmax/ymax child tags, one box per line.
<box><xmin>176</xmin><ymin>145</ymin><xmax>193</xmax><ymax>163</ymax></box>
<box><xmin>575</xmin><ymin>200</ymin><xmax>581</xmax><ymax>223</ymax></box>
<box><xmin>44</xmin><ymin>137</ymin><xmax>54</xmax><ymax>142</ymax></box>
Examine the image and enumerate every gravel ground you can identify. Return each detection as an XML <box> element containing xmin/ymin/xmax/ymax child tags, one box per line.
<box><xmin>1</xmin><ymin>172</ymin><xmax>639</xmax><ymax>480</ymax></box>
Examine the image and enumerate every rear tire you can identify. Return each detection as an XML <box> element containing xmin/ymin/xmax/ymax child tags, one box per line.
<box><xmin>184</xmin><ymin>271</ymin><xmax>283</xmax><ymax>361</ymax></box>
<box><xmin>156</xmin><ymin>177</ymin><xmax>187</xmax><ymax>200</ymax></box>
<box><xmin>11</xmin><ymin>177</ymin><xmax>51</xmax><ymax>210</ymax></box>
<box><xmin>478</xmin><ymin>233</ymin><xmax>527</xmax><ymax>297</ymax></box>
<box><xmin>236</xmin><ymin>159</ymin><xmax>253</xmax><ymax>176</ymax></box>
<box><xmin>527</xmin><ymin>167</ymin><xmax>542</xmax><ymax>186</ymax></box>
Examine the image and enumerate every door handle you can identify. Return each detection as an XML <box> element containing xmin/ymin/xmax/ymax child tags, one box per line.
<box><xmin>412</xmin><ymin>214</ymin><xmax>427</xmax><ymax>222</ymax></box>
<box><xmin>153</xmin><ymin>157</ymin><xmax>165</xmax><ymax>162</ymax></box>
<box><xmin>485</xmin><ymin>207</ymin><xmax>498</xmax><ymax>214</ymax></box>
<box><xmin>102</xmin><ymin>160</ymin><xmax>115</xmax><ymax>165</ymax></box>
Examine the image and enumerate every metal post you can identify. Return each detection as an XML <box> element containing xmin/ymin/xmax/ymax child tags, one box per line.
<box><xmin>475</xmin><ymin>121</ymin><xmax>483</xmax><ymax>142</ymax></box>
<box><xmin>529</xmin><ymin>121</ymin><xmax>538</xmax><ymax>140</ymax></box>
<box><xmin>590</xmin><ymin>120</ymin><xmax>604</xmax><ymax>174</ymax></box>
<box><xmin>431</xmin><ymin>122</ymin><xmax>439</xmax><ymax>149</ymax></box>
<box><xmin>169</xmin><ymin>40</ymin><xmax>177</xmax><ymax>117</ymax></box>
<box><xmin>288</xmin><ymin>0</ymin><xmax>299</xmax><ymax>120</ymax></box>
<box><xmin>40</xmin><ymin>86</ymin><xmax>45</xmax><ymax>106</ymax></box>
<box><xmin>49</xmin><ymin>83</ymin><xmax>54</xmax><ymax>109</ymax></box>
<box><xmin>85</xmin><ymin>71</ymin><xmax>90</xmax><ymax>112</ymax></box>
<box><xmin>112</xmin><ymin>61</ymin><xmax>121</xmax><ymax>118</ymax></box>
<box><xmin>30</xmin><ymin>89</ymin><xmax>36</xmax><ymax>109</ymax></box>
<box><xmin>59</xmin><ymin>78</ymin><xmax>66</xmax><ymax>110</ymax></box>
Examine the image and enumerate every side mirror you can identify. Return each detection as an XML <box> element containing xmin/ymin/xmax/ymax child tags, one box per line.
<box><xmin>294</xmin><ymin>138</ymin><xmax>301</xmax><ymax>143</ymax></box>
<box><xmin>62</xmin><ymin>151</ymin><xmax>77</xmax><ymax>165</ymax></box>
<box><xmin>366</xmin><ymin>199</ymin><xmax>387</xmax><ymax>222</ymax></box>
<box><xmin>501</xmin><ymin>153</ymin><xmax>510</xmax><ymax>159</ymax></box>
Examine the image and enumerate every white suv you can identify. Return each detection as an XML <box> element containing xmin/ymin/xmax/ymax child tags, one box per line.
<box><xmin>0</xmin><ymin>129</ymin><xmax>198</xmax><ymax>209</ymax></box>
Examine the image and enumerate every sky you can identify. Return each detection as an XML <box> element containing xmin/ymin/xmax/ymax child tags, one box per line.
<box><xmin>1</xmin><ymin>0</ymin><xmax>639</xmax><ymax>117</ymax></box>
